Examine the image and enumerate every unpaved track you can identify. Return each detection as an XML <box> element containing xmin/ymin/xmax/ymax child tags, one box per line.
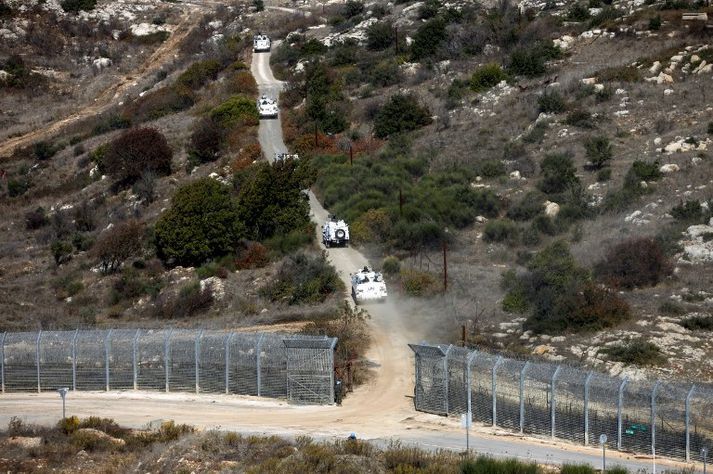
<box><xmin>0</xmin><ymin>17</ymin><xmax>702</xmax><ymax>474</ymax></box>
<box><xmin>0</xmin><ymin>4</ymin><xmax>202</xmax><ymax>158</ymax></box>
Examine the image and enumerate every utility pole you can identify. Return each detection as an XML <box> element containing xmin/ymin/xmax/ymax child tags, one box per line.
<box><xmin>349</xmin><ymin>143</ymin><xmax>353</xmax><ymax>166</ymax></box>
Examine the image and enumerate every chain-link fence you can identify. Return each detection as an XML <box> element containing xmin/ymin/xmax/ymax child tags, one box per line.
<box><xmin>410</xmin><ymin>343</ymin><xmax>713</xmax><ymax>462</ymax></box>
<box><xmin>0</xmin><ymin>329</ymin><xmax>337</xmax><ymax>405</ymax></box>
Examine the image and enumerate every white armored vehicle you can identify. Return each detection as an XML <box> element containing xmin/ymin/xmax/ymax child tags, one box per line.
<box><xmin>350</xmin><ymin>266</ymin><xmax>387</xmax><ymax>304</ymax></box>
<box><xmin>322</xmin><ymin>216</ymin><xmax>350</xmax><ymax>247</ymax></box>
<box><xmin>253</xmin><ymin>33</ymin><xmax>271</xmax><ymax>52</ymax></box>
<box><xmin>274</xmin><ymin>152</ymin><xmax>299</xmax><ymax>161</ymax></box>
<box><xmin>257</xmin><ymin>95</ymin><xmax>278</xmax><ymax>119</ymax></box>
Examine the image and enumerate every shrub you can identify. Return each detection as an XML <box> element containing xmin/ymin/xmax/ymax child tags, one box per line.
<box><xmin>25</xmin><ymin>207</ymin><xmax>49</xmax><ymax>230</ymax></box>
<box><xmin>228</xmin><ymin>70</ymin><xmax>258</xmax><ymax>95</ymax></box>
<box><xmin>104</xmin><ymin>128</ymin><xmax>173</xmax><ymax>186</ymax></box>
<box><xmin>537</xmin><ymin>90</ymin><xmax>566</xmax><ymax>114</ymax></box>
<box><xmin>58</xmin><ymin>415</ymin><xmax>81</xmax><ymax>434</ymax></box>
<box><xmin>368</xmin><ymin>59</ymin><xmax>402</xmax><ymax>87</ymax></box>
<box><xmin>561</xmin><ymin>465</ymin><xmax>595</xmax><ymax>474</ymax></box>
<box><xmin>597</xmin><ymin>168</ymin><xmax>611</xmax><ymax>181</ymax></box>
<box><xmin>374</xmin><ymin>94</ymin><xmax>432</xmax><ymax>138</ymax></box>
<box><xmin>602</xmin><ymin>338</ymin><xmax>666</xmax><ymax>365</ymax></box>
<box><xmin>382</xmin><ymin>256</ymin><xmax>400</xmax><ymax>275</ymax></box>
<box><xmin>400</xmin><ymin>268</ymin><xmax>440</xmax><ymax>297</ymax></box>
<box><xmin>649</xmin><ymin>15</ymin><xmax>662</xmax><ymax>30</ymax></box>
<box><xmin>235</xmin><ymin>241</ymin><xmax>270</xmax><ymax>269</ymax></box>
<box><xmin>0</xmin><ymin>1</ymin><xmax>13</xmax><ymax>17</ymax></box>
<box><xmin>483</xmin><ymin>219</ymin><xmax>518</xmax><ymax>243</ymax></box>
<box><xmin>418</xmin><ymin>0</ymin><xmax>441</xmax><ymax>19</ymax></box>
<box><xmin>253</xmin><ymin>0</ymin><xmax>264</xmax><ymax>11</ymax></box>
<box><xmin>708</xmin><ymin>121</ymin><xmax>713</xmax><ymax>135</ymax></box>
<box><xmin>7</xmin><ymin>177</ymin><xmax>30</xmax><ymax>197</ymax></box>
<box><xmin>260</xmin><ymin>252</ymin><xmax>343</xmax><ymax>304</ymax></box>
<box><xmin>659</xmin><ymin>300</ymin><xmax>686</xmax><ymax>315</ymax></box>
<box><xmin>60</xmin><ymin>0</ymin><xmax>96</xmax><ymax>12</ymax></box>
<box><xmin>211</xmin><ymin>95</ymin><xmax>259</xmax><ymax>128</ymax></box>
<box><xmin>509</xmin><ymin>43</ymin><xmax>561</xmax><ymax>78</ymax></box>
<box><xmin>411</xmin><ymin>17</ymin><xmax>447</xmax><ymax>59</ymax></box>
<box><xmin>680</xmin><ymin>315</ymin><xmax>713</xmax><ymax>331</ymax></box>
<box><xmin>596</xmin><ymin>65</ymin><xmax>640</xmax><ymax>82</ymax></box>
<box><xmin>366</xmin><ymin>21</ymin><xmax>395</xmax><ymax>50</ymax></box>
<box><xmin>566</xmin><ymin>3</ymin><xmax>591</xmax><ymax>21</ymax></box>
<box><xmin>155</xmin><ymin>179</ymin><xmax>245</xmax><ymax>267</ymax></box>
<box><xmin>51</xmin><ymin>240</ymin><xmax>73</xmax><ymax>266</ymax></box>
<box><xmin>460</xmin><ymin>456</ymin><xmax>540</xmax><ymax>474</ymax></box>
<box><xmin>565</xmin><ymin>109</ymin><xmax>594</xmax><ymax>128</ymax></box>
<box><xmin>93</xmin><ymin>220</ymin><xmax>144</xmax><ymax>274</ymax></box>
<box><xmin>584</xmin><ymin>135</ymin><xmax>613</xmax><ymax>169</ymax></box>
<box><xmin>470</xmin><ymin>64</ymin><xmax>507</xmax><ymax>92</ymax></box>
<box><xmin>132</xmin><ymin>171</ymin><xmax>157</xmax><ymax>203</ymax></box>
<box><xmin>475</xmin><ymin>159</ymin><xmax>506</xmax><ymax>178</ymax></box>
<box><xmin>344</xmin><ymin>0</ymin><xmax>365</xmax><ymax>17</ymax></box>
<box><xmin>110</xmin><ymin>267</ymin><xmax>161</xmax><ymax>304</ymax></box>
<box><xmin>176</xmin><ymin>60</ymin><xmax>222</xmax><ymax>90</ymax></box>
<box><xmin>671</xmin><ymin>199</ymin><xmax>707</xmax><ymax>222</ymax></box>
<box><xmin>523</xmin><ymin>121</ymin><xmax>548</xmax><ymax>144</ymax></box>
<box><xmin>153</xmin><ymin>282</ymin><xmax>213</xmax><ymax>319</ymax></box>
<box><xmin>33</xmin><ymin>141</ymin><xmax>59</xmax><ymax>161</ymax></box>
<box><xmin>538</xmin><ymin>153</ymin><xmax>578</xmax><ymax>194</ymax></box>
<box><xmin>124</xmin><ymin>85</ymin><xmax>195</xmax><ymax>122</ymax></box>
<box><xmin>507</xmin><ymin>192</ymin><xmax>543</xmax><ymax>221</ymax></box>
<box><xmin>188</xmin><ymin>116</ymin><xmax>225</xmax><ymax>165</ymax></box>
<box><xmin>589</xmin><ymin>6</ymin><xmax>621</xmax><ymax>27</ymax></box>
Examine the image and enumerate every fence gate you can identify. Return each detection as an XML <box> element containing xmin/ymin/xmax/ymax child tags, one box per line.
<box><xmin>285</xmin><ymin>337</ymin><xmax>337</xmax><ymax>405</ymax></box>
<box><xmin>409</xmin><ymin>344</ymin><xmax>449</xmax><ymax>415</ymax></box>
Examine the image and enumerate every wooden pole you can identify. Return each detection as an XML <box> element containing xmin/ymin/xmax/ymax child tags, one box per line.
<box><xmin>349</xmin><ymin>144</ymin><xmax>353</xmax><ymax>166</ymax></box>
<box><xmin>443</xmin><ymin>237</ymin><xmax>448</xmax><ymax>292</ymax></box>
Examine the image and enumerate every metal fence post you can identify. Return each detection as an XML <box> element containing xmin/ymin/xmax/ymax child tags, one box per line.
<box><xmin>685</xmin><ymin>385</ymin><xmax>696</xmax><ymax>462</ymax></box>
<box><xmin>584</xmin><ymin>371</ymin><xmax>594</xmax><ymax>446</ymax></box>
<box><xmin>466</xmin><ymin>351</ymin><xmax>478</xmax><ymax>424</ymax></box>
<box><xmin>225</xmin><ymin>332</ymin><xmax>234</xmax><ymax>394</ymax></box>
<box><xmin>164</xmin><ymin>329</ymin><xmax>173</xmax><ymax>393</ymax></box>
<box><xmin>519</xmin><ymin>361</ymin><xmax>530</xmax><ymax>434</ymax></box>
<box><xmin>256</xmin><ymin>334</ymin><xmax>264</xmax><ymax>397</ymax></box>
<box><xmin>329</xmin><ymin>337</ymin><xmax>337</xmax><ymax>404</ymax></box>
<box><xmin>492</xmin><ymin>356</ymin><xmax>503</xmax><ymax>427</ymax></box>
<box><xmin>444</xmin><ymin>345</ymin><xmax>452</xmax><ymax>415</ymax></box>
<box><xmin>617</xmin><ymin>377</ymin><xmax>629</xmax><ymax>450</ymax></box>
<box><xmin>651</xmin><ymin>380</ymin><xmax>660</xmax><ymax>455</ymax></box>
<box><xmin>195</xmin><ymin>330</ymin><xmax>203</xmax><ymax>394</ymax></box>
<box><xmin>551</xmin><ymin>366</ymin><xmax>561</xmax><ymax>439</ymax></box>
<box><xmin>104</xmin><ymin>329</ymin><xmax>112</xmax><ymax>391</ymax></box>
<box><xmin>36</xmin><ymin>330</ymin><xmax>42</xmax><ymax>393</ymax></box>
<box><xmin>71</xmin><ymin>330</ymin><xmax>79</xmax><ymax>391</ymax></box>
<box><xmin>1</xmin><ymin>331</ymin><xmax>6</xmax><ymax>394</ymax></box>
<box><xmin>132</xmin><ymin>330</ymin><xmax>140</xmax><ymax>390</ymax></box>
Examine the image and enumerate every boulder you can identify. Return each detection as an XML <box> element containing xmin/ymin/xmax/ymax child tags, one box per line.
<box><xmin>92</xmin><ymin>58</ymin><xmax>112</xmax><ymax>70</ymax></box>
<box><xmin>544</xmin><ymin>201</ymin><xmax>560</xmax><ymax>217</ymax></box>
<box><xmin>659</xmin><ymin>163</ymin><xmax>680</xmax><ymax>173</ymax></box>
<box><xmin>200</xmin><ymin>276</ymin><xmax>225</xmax><ymax>301</ymax></box>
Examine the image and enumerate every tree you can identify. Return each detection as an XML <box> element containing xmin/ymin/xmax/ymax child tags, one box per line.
<box><xmin>374</xmin><ymin>94</ymin><xmax>432</xmax><ymax>138</ymax></box>
<box><xmin>411</xmin><ymin>17</ymin><xmax>447</xmax><ymax>59</ymax></box>
<box><xmin>595</xmin><ymin>237</ymin><xmax>672</xmax><ymax>289</ymax></box>
<box><xmin>155</xmin><ymin>178</ymin><xmax>245</xmax><ymax>267</ymax></box>
<box><xmin>537</xmin><ymin>153</ymin><xmax>578</xmax><ymax>194</ymax></box>
<box><xmin>51</xmin><ymin>240</ymin><xmax>73</xmax><ymax>266</ymax></box>
<box><xmin>236</xmin><ymin>159</ymin><xmax>313</xmax><ymax>241</ymax></box>
<box><xmin>366</xmin><ymin>21</ymin><xmax>395</xmax><ymax>51</ymax></box>
<box><xmin>93</xmin><ymin>220</ymin><xmax>144</xmax><ymax>274</ymax></box>
<box><xmin>104</xmin><ymin>128</ymin><xmax>172</xmax><ymax>186</ymax></box>
<box><xmin>584</xmin><ymin>135</ymin><xmax>613</xmax><ymax>169</ymax></box>
<box><xmin>188</xmin><ymin>116</ymin><xmax>225</xmax><ymax>164</ymax></box>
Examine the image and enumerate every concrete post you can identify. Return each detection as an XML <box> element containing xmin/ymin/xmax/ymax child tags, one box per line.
<box><xmin>685</xmin><ymin>385</ymin><xmax>696</xmax><ymax>462</ymax></box>
<box><xmin>71</xmin><ymin>329</ymin><xmax>79</xmax><ymax>391</ymax></box>
<box><xmin>519</xmin><ymin>361</ymin><xmax>530</xmax><ymax>434</ymax></box>
<box><xmin>492</xmin><ymin>356</ymin><xmax>503</xmax><ymax>427</ymax></box>
<box><xmin>651</xmin><ymin>380</ymin><xmax>661</xmax><ymax>455</ymax></box>
<box><xmin>195</xmin><ymin>330</ymin><xmax>203</xmax><ymax>394</ymax></box>
<box><xmin>132</xmin><ymin>330</ymin><xmax>140</xmax><ymax>390</ymax></box>
<box><xmin>0</xmin><ymin>332</ymin><xmax>5</xmax><ymax>394</ymax></box>
<box><xmin>36</xmin><ymin>330</ymin><xmax>42</xmax><ymax>393</ymax></box>
<box><xmin>584</xmin><ymin>371</ymin><xmax>594</xmax><ymax>446</ymax></box>
<box><xmin>164</xmin><ymin>329</ymin><xmax>173</xmax><ymax>393</ymax></box>
<box><xmin>551</xmin><ymin>366</ymin><xmax>562</xmax><ymax>439</ymax></box>
<box><xmin>104</xmin><ymin>329</ymin><xmax>112</xmax><ymax>391</ymax></box>
<box><xmin>617</xmin><ymin>377</ymin><xmax>629</xmax><ymax>450</ymax></box>
<box><xmin>256</xmin><ymin>334</ymin><xmax>264</xmax><ymax>397</ymax></box>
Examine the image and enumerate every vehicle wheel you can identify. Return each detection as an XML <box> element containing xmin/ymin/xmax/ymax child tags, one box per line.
<box><xmin>336</xmin><ymin>229</ymin><xmax>345</xmax><ymax>240</ymax></box>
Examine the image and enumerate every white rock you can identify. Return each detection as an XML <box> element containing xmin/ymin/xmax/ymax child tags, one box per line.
<box><xmin>654</xmin><ymin>137</ymin><xmax>662</xmax><ymax>146</ymax></box>
<box><xmin>509</xmin><ymin>170</ymin><xmax>521</xmax><ymax>180</ymax></box>
<box><xmin>659</xmin><ymin>163</ymin><xmax>680</xmax><ymax>173</ymax></box>
<box><xmin>664</xmin><ymin>88</ymin><xmax>674</xmax><ymax>96</ymax></box>
<box><xmin>648</xmin><ymin>61</ymin><xmax>661</xmax><ymax>74</ymax></box>
<box><xmin>200</xmin><ymin>276</ymin><xmax>225</xmax><ymax>301</ymax></box>
<box><xmin>544</xmin><ymin>201</ymin><xmax>560</xmax><ymax>217</ymax></box>
<box><xmin>594</xmin><ymin>83</ymin><xmax>604</xmax><ymax>92</ymax></box>
<box><xmin>581</xmin><ymin>77</ymin><xmax>596</xmax><ymax>85</ymax></box>
<box><xmin>92</xmin><ymin>57</ymin><xmax>112</xmax><ymax>70</ymax></box>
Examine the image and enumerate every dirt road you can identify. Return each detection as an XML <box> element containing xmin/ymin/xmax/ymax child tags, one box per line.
<box><xmin>0</xmin><ymin>5</ymin><xmax>202</xmax><ymax>158</ymax></box>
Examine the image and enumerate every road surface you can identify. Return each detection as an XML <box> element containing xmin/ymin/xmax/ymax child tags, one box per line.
<box><xmin>0</xmin><ymin>18</ymin><xmax>704</xmax><ymax>474</ymax></box>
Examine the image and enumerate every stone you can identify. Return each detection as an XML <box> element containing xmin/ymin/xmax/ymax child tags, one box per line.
<box><xmin>92</xmin><ymin>57</ymin><xmax>112</xmax><ymax>70</ymax></box>
<box><xmin>659</xmin><ymin>163</ymin><xmax>680</xmax><ymax>173</ymax></box>
<box><xmin>654</xmin><ymin>137</ymin><xmax>662</xmax><ymax>146</ymax></box>
<box><xmin>581</xmin><ymin>77</ymin><xmax>596</xmax><ymax>85</ymax></box>
<box><xmin>200</xmin><ymin>276</ymin><xmax>225</xmax><ymax>301</ymax></box>
<box><xmin>509</xmin><ymin>170</ymin><xmax>521</xmax><ymax>180</ymax></box>
<box><xmin>544</xmin><ymin>201</ymin><xmax>560</xmax><ymax>217</ymax></box>
<box><xmin>533</xmin><ymin>344</ymin><xmax>553</xmax><ymax>355</ymax></box>
<box><xmin>649</xmin><ymin>61</ymin><xmax>661</xmax><ymax>74</ymax></box>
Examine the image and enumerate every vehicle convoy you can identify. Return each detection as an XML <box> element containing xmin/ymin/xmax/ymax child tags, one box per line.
<box><xmin>257</xmin><ymin>95</ymin><xmax>278</xmax><ymax>119</ymax></box>
<box><xmin>351</xmin><ymin>266</ymin><xmax>387</xmax><ymax>304</ymax></box>
<box><xmin>322</xmin><ymin>216</ymin><xmax>350</xmax><ymax>247</ymax></box>
<box><xmin>253</xmin><ymin>33</ymin><xmax>271</xmax><ymax>52</ymax></box>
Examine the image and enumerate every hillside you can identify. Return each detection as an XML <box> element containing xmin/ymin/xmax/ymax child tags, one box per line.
<box><xmin>1</xmin><ymin>0</ymin><xmax>713</xmax><ymax>387</ymax></box>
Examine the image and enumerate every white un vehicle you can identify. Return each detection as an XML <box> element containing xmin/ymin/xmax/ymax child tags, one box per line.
<box><xmin>257</xmin><ymin>95</ymin><xmax>278</xmax><ymax>119</ymax></box>
<box><xmin>322</xmin><ymin>216</ymin><xmax>350</xmax><ymax>247</ymax></box>
<box><xmin>253</xmin><ymin>33</ymin><xmax>271</xmax><ymax>52</ymax></box>
<box><xmin>274</xmin><ymin>152</ymin><xmax>299</xmax><ymax>161</ymax></box>
<box><xmin>351</xmin><ymin>266</ymin><xmax>387</xmax><ymax>304</ymax></box>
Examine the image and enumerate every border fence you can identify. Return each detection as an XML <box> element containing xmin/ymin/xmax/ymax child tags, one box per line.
<box><xmin>410</xmin><ymin>343</ymin><xmax>713</xmax><ymax>462</ymax></box>
<box><xmin>0</xmin><ymin>329</ymin><xmax>337</xmax><ymax>405</ymax></box>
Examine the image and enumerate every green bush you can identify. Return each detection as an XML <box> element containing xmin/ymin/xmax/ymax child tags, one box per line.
<box><xmin>538</xmin><ymin>153</ymin><xmax>579</xmax><ymax>194</ymax></box>
<box><xmin>597</xmin><ymin>168</ymin><xmax>611</xmax><ymax>181</ymax></box>
<box><xmin>366</xmin><ymin>21</ymin><xmax>395</xmax><ymax>50</ymax></box>
<box><xmin>476</xmin><ymin>159</ymin><xmax>506</xmax><ymax>178</ymax></box>
<box><xmin>260</xmin><ymin>252</ymin><xmax>343</xmax><ymax>304</ymax></box>
<box><xmin>60</xmin><ymin>0</ymin><xmax>96</xmax><ymax>12</ymax></box>
<box><xmin>671</xmin><ymin>199</ymin><xmax>709</xmax><ymax>223</ymax></box>
<box><xmin>382</xmin><ymin>256</ymin><xmax>401</xmax><ymax>275</ymax></box>
<box><xmin>680</xmin><ymin>315</ymin><xmax>713</xmax><ymax>331</ymax></box>
<box><xmin>368</xmin><ymin>59</ymin><xmax>402</xmax><ymax>87</ymax></box>
<box><xmin>58</xmin><ymin>415</ymin><xmax>81</xmax><ymax>434</ymax></box>
<box><xmin>507</xmin><ymin>192</ymin><xmax>544</xmax><ymax>221</ymax></box>
<box><xmin>537</xmin><ymin>90</ymin><xmax>566</xmax><ymax>114</ymax></box>
<box><xmin>566</xmin><ymin>3</ymin><xmax>591</xmax><ymax>21</ymax></box>
<box><xmin>560</xmin><ymin>465</ymin><xmax>595</xmax><ymax>474</ymax></box>
<box><xmin>51</xmin><ymin>240</ymin><xmax>73</xmax><ymax>266</ymax></box>
<box><xmin>155</xmin><ymin>178</ymin><xmax>245</xmax><ymax>267</ymax></box>
<box><xmin>253</xmin><ymin>0</ymin><xmax>264</xmax><ymax>11</ymax></box>
<box><xmin>470</xmin><ymin>64</ymin><xmax>507</xmax><ymax>92</ymax></box>
<box><xmin>649</xmin><ymin>15</ymin><xmax>662</xmax><ymax>30</ymax></box>
<box><xmin>509</xmin><ymin>42</ymin><xmax>561</xmax><ymax>78</ymax></box>
<box><xmin>344</xmin><ymin>0</ymin><xmax>365</xmax><ymax>17</ymax></box>
<box><xmin>483</xmin><ymin>219</ymin><xmax>518</xmax><ymax>243</ymax></box>
<box><xmin>188</xmin><ymin>116</ymin><xmax>225</xmax><ymax>165</ymax></box>
<box><xmin>411</xmin><ymin>17</ymin><xmax>447</xmax><ymax>59</ymax></box>
<box><xmin>374</xmin><ymin>94</ymin><xmax>432</xmax><ymax>138</ymax></box>
<box><xmin>565</xmin><ymin>109</ymin><xmax>594</xmax><ymax>128</ymax></box>
<box><xmin>602</xmin><ymin>338</ymin><xmax>666</xmax><ymax>365</ymax></box>
<box><xmin>211</xmin><ymin>95</ymin><xmax>259</xmax><ymax>128</ymax></box>
<box><xmin>176</xmin><ymin>60</ymin><xmax>222</xmax><ymax>89</ymax></box>
<box><xmin>0</xmin><ymin>1</ymin><xmax>13</xmax><ymax>17</ymax></box>
<box><xmin>584</xmin><ymin>135</ymin><xmax>613</xmax><ymax>169</ymax></box>
<box><xmin>33</xmin><ymin>141</ymin><xmax>60</xmax><ymax>161</ymax></box>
